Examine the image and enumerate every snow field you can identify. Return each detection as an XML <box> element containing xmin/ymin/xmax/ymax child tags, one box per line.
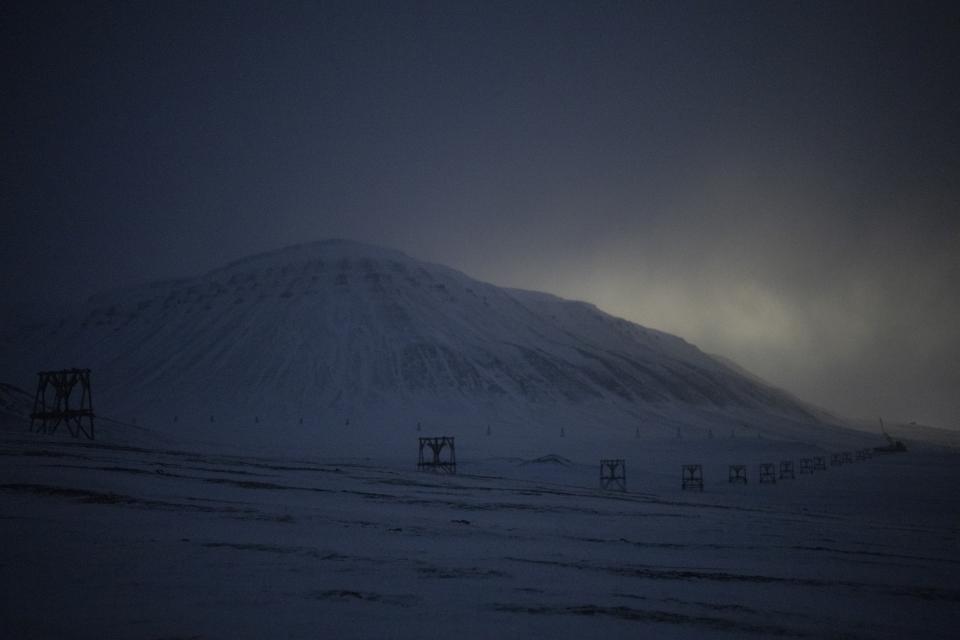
<box><xmin>2</xmin><ymin>424</ymin><xmax>957</xmax><ymax>639</ymax></box>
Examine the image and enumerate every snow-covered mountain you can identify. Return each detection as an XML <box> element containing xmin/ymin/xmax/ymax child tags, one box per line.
<box><xmin>0</xmin><ymin>239</ymin><xmax>859</xmax><ymax>450</ymax></box>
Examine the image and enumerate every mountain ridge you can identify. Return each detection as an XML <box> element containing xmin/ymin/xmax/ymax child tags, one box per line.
<box><xmin>0</xmin><ymin>239</ymin><xmax>863</xmax><ymax>451</ymax></box>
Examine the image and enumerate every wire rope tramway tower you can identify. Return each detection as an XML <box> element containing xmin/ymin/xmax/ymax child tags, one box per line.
<box><xmin>30</xmin><ymin>368</ymin><xmax>96</xmax><ymax>440</ymax></box>
<box><xmin>600</xmin><ymin>459</ymin><xmax>626</xmax><ymax>491</ymax></box>
<box><xmin>417</xmin><ymin>436</ymin><xmax>456</xmax><ymax>474</ymax></box>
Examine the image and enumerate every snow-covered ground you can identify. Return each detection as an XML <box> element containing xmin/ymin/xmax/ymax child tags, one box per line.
<box><xmin>2</xmin><ymin>420</ymin><xmax>957</xmax><ymax>639</ymax></box>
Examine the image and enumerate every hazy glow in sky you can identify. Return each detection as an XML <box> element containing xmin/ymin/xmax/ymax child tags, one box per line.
<box><xmin>1</xmin><ymin>1</ymin><xmax>957</xmax><ymax>428</ymax></box>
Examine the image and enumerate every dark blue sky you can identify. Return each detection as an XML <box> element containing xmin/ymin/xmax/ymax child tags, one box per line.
<box><xmin>2</xmin><ymin>1</ymin><xmax>958</xmax><ymax>428</ymax></box>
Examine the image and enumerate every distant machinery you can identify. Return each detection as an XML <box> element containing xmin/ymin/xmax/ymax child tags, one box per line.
<box><xmin>874</xmin><ymin>437</ymin><xmax>906</xmax><ymax>453</ymax></box>
<box><xmin>875</xmin><ymin>419</ymin><xmax>907</xmax><ymax>453</ymax></box>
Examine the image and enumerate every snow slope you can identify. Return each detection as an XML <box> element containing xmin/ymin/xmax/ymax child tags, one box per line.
<box><xmin>0</xmin><ymin>239</ymin><xmax>866</xmax><ymax>452</ymax></box>
<box><xmin>0</xmin><ymin>382</ymin><xmax>32</xmax><ymax>421</ymax></box>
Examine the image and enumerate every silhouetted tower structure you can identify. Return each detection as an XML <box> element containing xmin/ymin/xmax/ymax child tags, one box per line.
<box><xmin>30</xmin><ymin>369</ymin><xmax>95</xmax><ymax>440</ymax></box>
<box><xmin>682</xmin><ymin>464</ymin><xmax>703</xmax><ymax>491</ymax></box>
<box><xmin>779</xmin><ymin>460</ymin><xmax>795</xmax><ymax>480</ymax></box>
<box><xmin>728</xmin><ymin>465</ymin><xmax>748</xmax><ymax>484</ymax></box>
<box><xmin>417</xmin><ymin>436</ymin><xmax>456</xmax><ymax>474</ymax></box>
<box><xmin>759</xmin><ymin>463</ymin><xmax>777</xmax><ymax>484</ymax></box>
<box><xmin>600</xmin><ymin>459</ymin><xmax>626</xmax><ymax>491</ymax></box>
